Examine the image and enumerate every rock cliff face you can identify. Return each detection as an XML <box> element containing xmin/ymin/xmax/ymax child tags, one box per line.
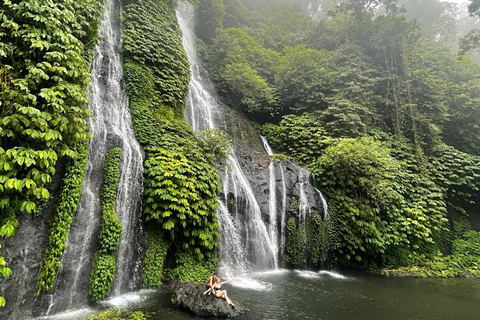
<box><xmin>218</xmin><ymin>102</ymin><xmax>326</xmax><ymax>220</ymax></box>
<box><xmin>171</xmin><ymin>282</ymin><xmax>248</xmax><ymax>318</ymax></box>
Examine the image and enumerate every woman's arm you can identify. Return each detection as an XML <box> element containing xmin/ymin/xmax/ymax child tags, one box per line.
<box><xmin>221</xmin><ymin>278</ymin><xmax>234</xmax><ymax>285</ymax></box>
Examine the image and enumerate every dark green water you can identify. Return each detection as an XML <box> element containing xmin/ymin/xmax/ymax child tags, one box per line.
<box><xmin>43</xmin><ymin>269</ymin><xmax>480</xmax><ymax>320</ymax></box>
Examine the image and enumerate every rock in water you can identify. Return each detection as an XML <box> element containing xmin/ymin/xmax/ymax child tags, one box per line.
<box><xmin>171</xmin><ymin>282</ymin><xmax>248</xmax><ymax>318</ymax></box>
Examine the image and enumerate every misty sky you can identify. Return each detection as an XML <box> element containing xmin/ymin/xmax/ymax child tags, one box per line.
<box><xmin>441</xmin><ymin>0</ymin><xmax>469</xmax><ymax>4</ymax></box>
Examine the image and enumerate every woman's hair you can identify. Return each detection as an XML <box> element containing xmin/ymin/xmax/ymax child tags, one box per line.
<box><xmin>206</xmin><ymin>274</ymin><xmax>218</xmax><ymax>288</ymax></box>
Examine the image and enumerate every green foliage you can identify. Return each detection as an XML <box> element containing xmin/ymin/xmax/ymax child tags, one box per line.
<box><xmin>315</xmin><ymin>137</ymin><xmax>447</xmax><ymax>266</ymax></box>
<box><xmin>89</xmin><ymin>147</ymin><xmax>122</xmax><ymax>301</ymax></box>
<box><xmin>383</xmin><ymin>221</ymin><xmax>480</xmax><ymax>277</ymax></box>
<box><xmin>195</xmin><ymin>0</ymin><xmax>226</xmax><ymax>44</ymax></box>
<box><xmin>87</xmin><ymin>310</ymin><xmax>153</xmax><ymax>320</ymax></box>
<box><xmin>89</xmin><ymin>252</ymin><xmax>116</xmax><ymax>302</ymax></box>
<box><xmin>1</xmin><ymin>0</ymin><xmax>104</xmax><ymax>300</ymax></box>
<box><xmin>284</xmin><ymin>214</ymin><xmax>329</xmax><ymax>268</ymax></box>
<box><xmin>275</xmin><ymin>46</ymin><xmax>336</xmax><ymax>113</ymax></box>
<box><xmin>143</xmin><ymin>226</ymin><xmax>169</xmax><ymax>288</ymax></box>
<box><xmin>283</xmin><ymin>217</ymin><xmax>306</xmax><ymax>267</ymax></box>
<box><xmin>123</xmin><ymin>0</ymin><xmax>190</xmax><ymax>119</ymax></box>
<box><xmin>196</xmin><ymin>129</ymin><xmax>232</xmax><ymax>165</ymax></box>
<box><xmin>0</xmin><ymin>244</ymin><xmax>11</xmax><ymax>307</ymax></box>
<box><xmin>143</xmin><ymin>145</ymin><xmax>219</xmax><ymax>258</ymax></box>
<box><xmin>122</xmin><ymin>0</ymin><xmax>220</xmax><ymax>281</ymax></box>
<box><xmin>206</xmin><ymin>27</ymin><xmax>279</xmax><ymax>114</ymax></box>
<box><xmin>37</xmin><ymin>144</ymin><xmax>89</xmax><ymax>295</ymax></box>
<box><xmin>165</xmin><ymin>251</ymin><xmax>218</xmax><ymax>284</ymax></box>
<box><xmin>289</xmin><ymin>196</ymin><xmax>298</xmax><ymax>215</ymax></box>
<box><xmin>98</xmin><ymin>148</ymin><xmax>122</xmax><ymax>254</ymax></box>
<box><xmin>428</xmin><ymin>145</ymin><xmax>480</xmax><ymax>217</ymax></box>
<box><xmin>261</xmin><ymin>114</ymin><xmax>333</xmax><ymax>166</ymax></box>
<box><xmin>306</xmin><ymin>214</ymin><xmax>328</xmax><ymax>266</ymax></box>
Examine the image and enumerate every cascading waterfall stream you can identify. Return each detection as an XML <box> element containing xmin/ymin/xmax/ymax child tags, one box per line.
<box><xmin>317</xmin><ymin>190</ymin><xmax>329</xmax><ymax>221</ymax></box>
<box><xmin>260</xmin><ymin>136</ymin><xmax>280</xmax><ymax>269</ymax></box>
<box><xmin>45</xmin><ymin>0</ymin><xmax>143</xmax><ymax>314</ymax></box>
<box><xmin>176</xmin><ymin>2</ymin><xmax>277</xmax><ymax>277</ymax></box>
<box><xmin>176</xmin><ymin>1</ymin><xmax>329</xmax><ymax>282</ymax></box>
<box><xmin>298</xmin><ymin>168</ymin><xmax>312</xmax><ymax>224</ymax></box>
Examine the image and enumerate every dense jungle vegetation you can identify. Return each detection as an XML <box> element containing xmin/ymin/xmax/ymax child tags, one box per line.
<box><xmin>197</xmin><ymin>0</ymin><xmax>480</xmax><ymax>274</ymax></box>
<box><xmin>2</xmin><ymin>0</ymin><xmax>480</xmax><ymax>310</ymax></box>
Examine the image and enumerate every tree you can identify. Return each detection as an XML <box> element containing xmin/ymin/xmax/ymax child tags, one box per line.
<box><xmin>196</xmin><ymin>0</ymin><xmax>226</xmax><ymax>44</ymax></box>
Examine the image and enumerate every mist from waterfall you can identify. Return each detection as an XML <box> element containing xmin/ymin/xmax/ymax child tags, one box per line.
<box><xmin>45</xmin><ymin>0</ymin><xmax>143</xmax><ymax>314</ymax></box>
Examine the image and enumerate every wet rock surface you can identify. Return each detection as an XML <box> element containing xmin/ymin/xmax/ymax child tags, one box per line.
<box><xmin>171</xmin><ymin>282</ymin><xmax>248</xmax><ymax>318</ymax></box>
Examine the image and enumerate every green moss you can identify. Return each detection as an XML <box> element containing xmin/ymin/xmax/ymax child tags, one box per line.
<box><xmin>89</xmin><ymin>147</ymin><xmax>123</xmax><ymax>301</ymax></box>
<box><xmin>89</xmin><ymin>253</ymin><xmax>116</xmax><ymax>302</ymax></box>
<box><xmin>143</xmin><ymin>226</ymin><xmax>169</xmax><ymax>288</ymax></box>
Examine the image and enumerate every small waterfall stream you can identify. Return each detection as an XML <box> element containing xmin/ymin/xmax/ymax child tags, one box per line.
<box><xmin>45</xmin><ymin>0</ymin><xmax>143</xmax><ymax>314</ymax></box>
<box><xmin>260</xmin><ymin>136</ymin><xmax>280</xmax><ymax>268</ymax></box>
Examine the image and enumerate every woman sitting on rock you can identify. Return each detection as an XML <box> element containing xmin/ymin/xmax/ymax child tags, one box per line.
<box><xmin>203</xmin><ymin>275</ymin><xmax>235</xmax><ymax>307</ymax></box>
<box><xmin>204</xmin><ymin>274</ymin><xmax>219</xmax><ymax>296</ymax></box>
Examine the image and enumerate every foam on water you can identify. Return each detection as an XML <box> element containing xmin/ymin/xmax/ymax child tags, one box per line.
<box><xmin>295</xmin><ymin>270</ymin><xmax>321</xmax><ymax>279</ymax></box>
<box><xmin>294</xmin><ymin>269</ymin><xmax>349</xmax><ymax>280</ymax></box>
<box><xmin>100</xmin><ymin>289</ymin><xmax>157</xmax><ymax>308</ymax></box>
<box><xmin>35</xmin><ymin>308</ymin><xmax>94</xmax><ymax>320</ymax></box>
<box><xmin>318</xmin><ymin>270</ymin><xmax>348</xmax><ymax>280</ymax></box>
<box><xmin>252</xmin><ymin>269</ymin><xmax>291</xmax><ymax>277</ymax></box>
<box><xmin>229</xmin><ymin>276</ymin><xmax>274</xmax><ymax>291</ymax></box>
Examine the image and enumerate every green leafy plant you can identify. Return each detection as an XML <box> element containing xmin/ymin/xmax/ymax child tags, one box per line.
<box><xmin>97</xmin><ymin>148</ymin><xmax>122</xmax><ymax>254</ymax></box>
<box><xmin>0</xmin><ymin>0</ymin><xmax>104</xmax><ymax>300</ymax></box>
<box><xmin>143</xmin><ymin>226</ymin><xmax>169</xmax><ymax>288</ymax></box>
<box><xmin>89</xmin><ymin>253</ymin><xmax>116</xmax><ymax>302</ymax></box>
<box><xmin>165</xmin><ymin>251</ymin><xmax>218</xmax><ymax>284</ymax></box>
<box><xmin>89</xmin><ymin>147</ymin><xmax>122</xmax><ymax>301</ymax></box>
<box><xmin>122</xmin><ymin>0</ymin><xmax>221</xmax><ymax>284</ymax></box>
<box><xmin>37</xmin><ymin>144</ymin><xmax>89</xmax><ymax>295</ymax></box>
<box><xmin>197</xmin><ymin>129</ymin><xmax>232</xmax><ymax>165</ymax></box>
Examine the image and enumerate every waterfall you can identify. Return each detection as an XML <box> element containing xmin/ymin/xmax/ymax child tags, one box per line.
<box><xmin>176</xmin><ymin>1</ymin><xmax>329</xmax><ymax>277</ymax></box>
<box><xmin>298</xmin><ymin>168</ymin><xmax>312</xmax><ymax>224</ymax></box>
<box><xmin>176</xmin><ymin>2</ymin><xmax>276</xmax><ymax>276</ymax></box>
<box><xmin>260</xmin><ymin>136</ymin><xmax>279</xmax><ymax>268</ymax></box>
<box><xmin>46</xmin><ymin>0</ymin><xmax>143</xmax><ymax>313</ymax></box>
<box><xmin>260</xmin><ymin>135</ymin><xmax>274</xmax><ymax>157</ymax></box>
<box><xmin>317</xmin><ymin>190</ymin><xmax>329</xmax><ymax>221</ymax></box>
<box><xmin>279</xmin><ymin>163</ymin><xmax>288</xmax><ymax>257</ymax></box>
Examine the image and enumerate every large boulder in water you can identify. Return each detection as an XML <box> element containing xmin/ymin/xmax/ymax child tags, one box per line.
<box><xmin>171</xmin><ymin>282</ymin><xmax>248</xmax><ymax>318</ymax></box>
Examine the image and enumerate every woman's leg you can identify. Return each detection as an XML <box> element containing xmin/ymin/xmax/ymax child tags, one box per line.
<box><xmin>214</xmin><ymin>290</ymin><xmax>235</xmax><ymax>306</ymax></box>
